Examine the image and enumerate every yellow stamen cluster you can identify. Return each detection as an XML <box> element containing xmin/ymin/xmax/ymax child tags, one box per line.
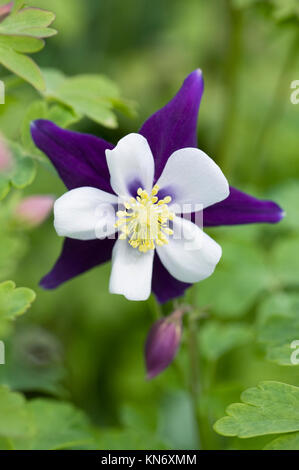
<box><xmin>115</xmin><ymin>185</ymin><xmax>174</xmax><ymax>253</ymax></box>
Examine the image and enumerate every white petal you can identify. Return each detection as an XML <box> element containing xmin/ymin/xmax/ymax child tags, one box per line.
<box><xmin>156</xmin><ymin>216</ymin><xmax>222</xmax><ymax>283</ymax></box>
<box><xmin>156</xmin><ymin>147</ymin><xmax>229</xmax><ymax>213</ymax></box>
<box><xmin>54</xmin><ymin>187</ymin><xmax>118</xmax><ymax>240</ymax></box>
<box><xmin>109</xmin><ymin>239</ymin><xmax>154</xmax><ymax>301</ymax></box>
<box><xmin>105</xmin><ymin>133</ymin><xmax>154</xmax><ymax>197</ymax></box>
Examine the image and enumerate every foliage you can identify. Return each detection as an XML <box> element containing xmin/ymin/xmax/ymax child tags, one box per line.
<box><xmin>0</xmin><ymin>0</ymin><xmax>299</xmax><ymax>451</ymax></box>
<box><xmin>214</xmin><ymin>382</ymin><xmax>299</xmax><ymax>448</ymax></box>
<box><xmin>0</xmin><ymin>385</ymin><xmax>94</xmax><ymax>449</ymax></box>
<box><xmin>0</xmin><ymin>3</ymin><xmax>56</xmax><ymax>90</ymax></box>
<box><xmin>0</xmin><ymin>281</ymin><xmax>35</xmax><ymax>335</ymax></box>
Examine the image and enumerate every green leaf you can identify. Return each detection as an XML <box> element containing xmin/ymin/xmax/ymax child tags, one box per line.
<box><xmin>0</xmin><ymin>7</ymin><xmax>56</xmax><ymax>90</ymax></box>
<box><xmin>109</xmin><ymin>97</ymin><xmax>138</xmax><ymax>119</ymax></box>
<box><xmin>0</xmin><ymin>44</ymin><xmax>45</xmax><ymax>90</ymax></box>
<box><xmin>12</xmin><ymin>1</ymin><xmax>25</xmax><ymax>14</ymax></box>
<box><xmin>0</xmin><ymin>7</ymin><xmax>56</xmax><ymax>37</ymax></box>
<box><xmin>0</xmin><ymin>386</ymin><xmax>93</xmax><ymax>450</ymax></box>
<box><xmin>9</xmin><ymin>141</ymin><xmax>37</xmax><ymax>188</ymax></box>
<box><xmin>264</xmin><ymin>431</ymin><xmax>299</xmax><ymax>450</ymax></box>
<box><xmin>0</xmin><ymin>386</ymin><xmax>33</xmax><ymax>439</ymax></box>
<box><xmin>257</xmin><ymin>292</ymin><xmax>299</xmax><ymax>365</ymax></box>
<box><xmin>11</xmin><ymin>156</ymin><xmax>36</xmax><ymax>188</ymax></box>
<box><xmin>13</xmin><ymin>399</ymin><xmax>93</xmax><ymax>450</ymax></box>
<box><xmin>0</xmin><ymin>140</ymin><xmax>37</xmax><ymax>199</ymax></box>
<box><xmin>0</xmin><ymin>280</ymin><xmax>35</xmax><ymax>320</ymax></box>
<box><xmin>214</xmin><ymin>381</ymin><xmax>299</xmax><ymax>438</ymax></box>
<box><xmin>199</xmin><ymin>321</ymin><xmax>253</xmax><ymax>361</ymax></box>
<box><xmin>47</xmin><ymin>103</ymin><xmax>80</xmax><ymax>128</ymax></box>
<box><xmin>41</xmin><ymin>68</ymin><xmax>136</xmax><ymax>128</ymax></box>
<box><xmin>49</xmin><ymin>74</ymin><xmax>119</xmax><ymax>128</ymax></box>
<box><xmin>0</xmin><ymin>34</ymin><xmax>44</xmax><ymax>52</ymax></box>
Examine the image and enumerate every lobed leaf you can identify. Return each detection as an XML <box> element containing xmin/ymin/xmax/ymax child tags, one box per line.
<box><xmin>0</xmin><ymin>6</ymin><xmax>56</xmax><ymax>90</ymax></box>
<box><xmin>214</xmin><ymin>381</ymin><xmax>299</xmax><ymax>438</ymax></box>
<box><xmin>41</xmin><ymin>68</ymin><xmax>136</xmax><ymax>128</ymax></box>
<box><xmin>0</xmin><ymin>34</ymin><xmax>44</xmax><ymax>52</ymax></box>
<box><xmin>0</xmin><ymin>7</ymin><xmax>56</xmax><ymax>37</ymax></box>
<box><xmin>0</xmin><ymin>44</ymin><xmax>45</xmax><ymax>90</ymax></box>
<box><xmin>0</xmin><ymin>280</ymin><xmax>36</xmax><ymax>320</ymax></box>
<box><xmin>0</xmin><ymin>386</ymin><xmax>33</xmax><ymax>439</ymax></box>
<box><xmin>13</xmin><ymin>399</ymin><xmax>93</xmax><ymax>450</ymax></box>
<box><xmin>264</xmin><ymin>431</ymin><xmax>299</xmax><ymax>450</ymax></box>
<box><xmin>9</xmin><ymin>141</ymin><xmax>37</xmax><ymax>188</ymax></box>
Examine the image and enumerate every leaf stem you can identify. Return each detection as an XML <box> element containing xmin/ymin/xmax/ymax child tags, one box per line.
<box><xmin>188</xmin><ymin>302</ymin><xmax>211</xmax><ymax>449</ymax></box>
<box><xmin>148</xmin><ymin>294</ymin><xmax>162</xmax><ymax>320</ymax></box>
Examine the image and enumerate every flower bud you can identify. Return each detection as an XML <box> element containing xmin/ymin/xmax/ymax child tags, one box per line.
<box><xmin>0</xmin><ymin>134</ymin><xmax>13</xmax><ymax>173</ymax></box>
<box><xmin>145</xmin><ymin>309</ymin><xmax>184</xmax><ymax>380</ymax></box>
<box><xmin>15</xmin><ymin>195</ymin><xmax>54</xmax><ymax>227</ymax></box>
<box><xmin>0</xmin><ymin>2</ymin><xmax>13</xmax><ymax>23</ymax></box>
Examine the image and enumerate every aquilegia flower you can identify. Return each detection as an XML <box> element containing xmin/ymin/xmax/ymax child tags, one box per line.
<box><xmin>31</xmin><ymin>69</ymin><xmax>284</xmax><ymax>303</ymax></box>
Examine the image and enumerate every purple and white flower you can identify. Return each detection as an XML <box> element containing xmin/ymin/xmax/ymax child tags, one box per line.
<box><xmin>31</xmin><ymin>69</ymin><xmax>284</xmax><ymax>303</ymax></box>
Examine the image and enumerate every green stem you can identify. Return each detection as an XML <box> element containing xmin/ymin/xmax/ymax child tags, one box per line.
<box><xmin>148</xmin><ymin>294</ymin><xmax>162</xmax><ymax>320</ymax></box>
<box><xmin>187</xmin><ymin>310</ymin><xmax>207</xmax><ymax>449</ymax></box>
<box><xmin>216</xmin><ymin>0</ymin><xmax>243</xmax><ymax>175</ymax></box>
<box><xmin>254</xmin><ymin>30</ymin><xmax>299</xmax><ymax>183</ymax></box>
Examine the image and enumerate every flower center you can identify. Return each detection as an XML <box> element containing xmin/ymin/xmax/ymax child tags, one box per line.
<box><xmin>115</xmin><ymin>185</ymin><xmax>174</xmax><ymax>253</ymax></box>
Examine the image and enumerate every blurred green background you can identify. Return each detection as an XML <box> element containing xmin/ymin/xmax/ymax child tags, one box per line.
<box><xmin>0</xmin><ymin>0</ymin><xmax>299</xmax><ymax>450</ymax></box>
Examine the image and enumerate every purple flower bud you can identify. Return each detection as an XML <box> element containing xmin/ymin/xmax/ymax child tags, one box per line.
<box><xmin>15</xmin><ymin>195</ymin><xmax>54</xmax><ymax>227</ymax></box>
<box><xmin>145</xmin><ymin>310</ymin><xmax>184</xmax><ymax>380</ymax></box>
<box><xmin>0</xmin><ymin>2</ymin><xmax>13</xmax><ymax>23</ymax></box>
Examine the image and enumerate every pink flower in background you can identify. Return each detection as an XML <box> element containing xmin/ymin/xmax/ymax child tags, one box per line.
<box><xmin>0</xmin><ymin>134</ymin><xmax>13</xmax><ymax>173</ymax></box>
<box><xmin>15</xmin><ymin>195</ymin><xmax>54</xmax><ymax>227</ymax></box>
<box><xmin>0</xmin><ymin>2</ymin><xmax>13</xmax><ymax>23</ymax></box>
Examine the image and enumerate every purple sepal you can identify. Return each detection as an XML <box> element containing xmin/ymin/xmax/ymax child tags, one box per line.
<box><xmin>145</xmin><ymin>310</ymin><xmax>183</xmax><ymax>379</ymax></box>
<box><xmin>152</xmin><ymin>254</ymin><xmax>191</xmax><ymax>304</ymax></box>
<box><xmin>30</xmin><ymin>120</ymin><xmax>114</xmax><ymax>193</ymax></box>
<box><xmin>139</xmin><ymin>69</ymin><xmax>204</xmax><ymax>181</ymax></box>
<box><xmin>40</xmin><ymin>237</ymin><xmax>115</xmax><ymax>289</ymax></box>
<box><xmin>202</xmin><ymin>186</ymin><xmax>285</xmax><ymax>227</ymax></box>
